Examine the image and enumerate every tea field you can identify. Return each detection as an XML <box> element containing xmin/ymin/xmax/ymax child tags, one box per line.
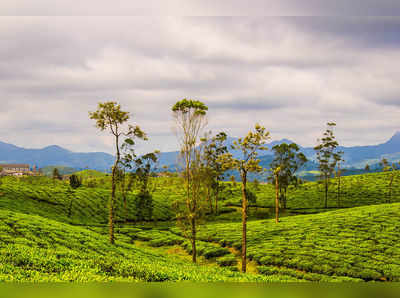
<box><xmin>0</xmin><ymin>171</ymin><xmax>400</xmax><ymax>282</ymax></box>
<box><xmin>185</xmin><ymin>203</ymin><xmax>400</xmax><ymax>282</ymax></box>
<box><xmin>0</xmin><ymin>209</ymin><xmax>296</xmax><ymax>282</ymax></box>
<box><xmin>0</xmin><ymin>176</ymin><xmax>174</xmax><ymax>225</ymax></box>
<box><xmin>223</xmin><ymin>171</ymin><xmax>400</xmax><ymax>214</ymax></box>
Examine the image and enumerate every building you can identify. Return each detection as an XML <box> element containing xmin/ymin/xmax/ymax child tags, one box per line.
<box><xmin>0</xmin><ymin>164</ymin><xmax>31</xmax><ymax>176</ymax></box>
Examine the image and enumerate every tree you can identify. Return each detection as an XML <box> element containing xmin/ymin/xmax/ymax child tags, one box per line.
<box><xmin>69</xmin><ymin>174</ymin><xmax>82</xmax><ymax>188</ymax></box>
<box><xmin>67</xmin><ymin>174</ymin><xmax>82</xmax><ymax>217</ymax></box>
<box><xmin>52</xmin><ymin>168</ymin><xmax>62</xmax><ymax>181</ymax></box>
<box><xmin>380</xmin><ymin>158</ymin><xmax>399</xmax><ymax>203</ymax></box>
<box><xmin>219</xmin><ymin>123</ymin><xmax>270</xmax><ymax>273</ymax></box>
<box><xmin>314</xmin><ymin>122</ymin><xmax>343</xmax><ymax>209</ymax></box>
<box><xmin>115</xmin><ymin>167</ymin><xmax>135</xmax><ymax>222</ymax></box>
<box><xmin>122</xmin><ymin>150</ymin><xmax>160</xmax><ymax>222</ymax></box>
<box><xmin>172</xmin><ymin>98</ymin><xmax>208</xmax><ymax>263</ymax></box>
<box><xmin>201</xmin><ymin>131</ymin><xmax>228</xmax><ymax>215</ymax></box>
<box><xmin>89</xmin><ymin>101</ymin><xmax>146</xmax><ymax>244</ymax></box>
<box><xmin>335</xmin><ymin>158</ymin><xmax>345</xmax><ymax>207</ymax></box>
<box><xmin>273</xmin><ymin>167</ymin><xmax>280</xmax><ymax>223</ymax></box>
<box><xmin>365</xmin><ymin>164</ymin><xmax>370</xmax><ymax>172</ymax></box>
<box><xmin>269</xmin><ymin>142</ymin><xmax>307</xmax><ymax>211</ymax></box>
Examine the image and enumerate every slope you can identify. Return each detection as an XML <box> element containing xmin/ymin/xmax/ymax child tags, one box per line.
<box><xmin>0</xmin><ymin>209</ymin><xmax>286</xmax><ymax>282</ymax></box>
<box><xmin>187</xmin><ymin>203</ymin><xmax>400</xmax><ymax>281</ymax></box>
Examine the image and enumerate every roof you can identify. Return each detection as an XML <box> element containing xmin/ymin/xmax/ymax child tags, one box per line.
<box><xmin>0</xmin><ymin>164</ymin><xmax>30</xmax><ymax>168</ymax></box>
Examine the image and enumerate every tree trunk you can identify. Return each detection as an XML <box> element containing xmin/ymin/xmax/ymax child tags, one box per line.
<box><xmin>241</xmin><ymin>171</ymin><xmax>247</xmax><ymax>273</ymax></box>
<box><xmin>191</xmin><ymin>216</ymin><xmax>197</xmax><ymax>263</ymax></box>
<box><xmin>110</xmin><ymin>134</ymin><xmax>120</xmax><ymax>245</ymax></box>
<box><xmin>275</xmin><ymin>174</ymin><xmax>279</xmax><ymax>224</ymax></box>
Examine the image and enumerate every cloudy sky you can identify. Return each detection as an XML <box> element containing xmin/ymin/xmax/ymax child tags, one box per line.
<box><xmin>1</xmin><ymin>14</ymin><xmax>399</xmax><ymax>154</ymax></box>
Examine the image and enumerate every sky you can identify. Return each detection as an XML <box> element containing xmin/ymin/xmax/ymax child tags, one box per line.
<box><xmin>0</xmin><ymin>9</ymin><xmax>400</xmax><ymax>154</ymax></box>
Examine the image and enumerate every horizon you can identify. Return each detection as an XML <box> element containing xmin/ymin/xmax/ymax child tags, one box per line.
<box><xmin>1</xmin><ymin>129</ymin><xmax>400</xmax><ymax>155</ymax></box>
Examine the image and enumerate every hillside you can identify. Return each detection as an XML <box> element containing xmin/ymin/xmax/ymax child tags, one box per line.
<box><xmin>0</xmin><ymin>176</ymin><xmax>174</xmax><ymax>225</ymax></box>
<box><xmin>185</xmin><ymin>203</ymin><xmax>400</xmax><ymax>281</ymax></box>
<box><xmin>40</xmin><ymin>166</ymin><xmax>77</xmax><ymax>177</ymax></box>
<box><xmin>221</xmin><ymin>171</ymin><xmax>400</xmax><ymax>217</ymax></box>
<box><xmin>1</xmin><ymin>171</ymin><xmax>400</xmax><ymax>281</ymax></box>
<box><xmin>0</xmin><ymin>209</ymin><xmax>281</xmax><ymax>282</ymax></box>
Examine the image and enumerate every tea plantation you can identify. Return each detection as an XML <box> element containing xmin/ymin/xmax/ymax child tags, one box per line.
<box><xmin>0</xmin><ymin>209</ymin><xmax>298</xmax><ymax>282</ymax></box>
<box><xmin>0</xmin><ymin>171</ymin><xmax>399</xmax><ymax>282</ymax></box>
<box><xmin>188</xmin><ymin>203</ymin><xmax>400</xmax><ymax>282</ymax></box>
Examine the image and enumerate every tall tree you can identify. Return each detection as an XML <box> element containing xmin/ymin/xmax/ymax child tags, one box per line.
<box><xmin>273</xmin><ymin>167</ymin><xmax>281</xmax><ymax>224</ymax></box>
<box><xmin>172</xmin><ymin>98</ymin><xmax>208</xmax><ymax>263</ymax></box>
<box><xmin>201</xmin><ymin>131</ymin><xmax>228</xmax><ymax>215</ymax></box>
<box><xmin>115</xmin><ymin>167</ymin><xmax>135</xmax><ymax>222</ymax></box>
<box><xmin>335</xmin><ymin>157</ymin><xmax>345</xmax><ymax>207</ymax></box>
<box><xmin>219</xmin><ymin>123</ymin><xmax>270</xmax><ymax>273</ymax></box>
<box><xmin>314</xmin><ymin>122</ymin><xmax>343</xmax><ymax>209</ymax></box>
<box><xmin>89</xmin><ymin>101</ymin><xmax>146</xmax><ymax>244</ymax></box>
<box><xmin>269</xmin><ymin>142</ymin><xmax>307</xmax><ymax>211</ymax></box>
<box><xmin>122</xmin><ymin>149</ymin><xmax>160</xmax><ymax>222</ymax></box>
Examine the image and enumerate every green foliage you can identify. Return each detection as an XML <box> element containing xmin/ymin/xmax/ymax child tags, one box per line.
<box><xmin>314</xmin><ymin>122</ymin><xmax>344</xmax><ymax>208</ymax></box>
<box><xmin>269</xmin><ymin>142</ymin><xmax>307</xmax><ymax>208</ymax></box>
<box><xmin>0</xmin><ymin>176</ymin><xmax>173</xmax><ymax>224</ymax></box>
<box><xmin>193</xmin><ymin>203</ymin><xmax>400</xmax><ymax>281</ymax></box>
<box><xmin>69</xmin><ymin>175</ymin><xmax>82</xmax><ymax>189</ymax></box>
<box><xmin>134</xmin><ymin>191</ymin><xmax>153</xmax><ymax>222</ymax></box>
<box><xmin>172</xmin><ymin>98</ymin><xmax>209</xmax><ymax>262</ymax></box>
<box><xmin>0</xmin><ymin>209</ymin><xmax>279</xmax><ymax>282</ymax></box>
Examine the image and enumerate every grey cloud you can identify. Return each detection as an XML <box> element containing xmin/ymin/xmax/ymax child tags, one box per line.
<box><xmin>0</xmin><ymin>16</ymin><xmax>399</xmax><ymax>155</ymax></box>
<box><xmin>2</xmin><ymin>0</ymin><xmax>400</xmax><ymax>16</ymax></box>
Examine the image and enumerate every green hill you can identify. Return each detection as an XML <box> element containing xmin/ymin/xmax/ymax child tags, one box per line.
<box><xmin>183</xmin><ymin>203</ymin><xmax>400</xmax><ymax>282</ymax></box>
<box><xmin>1</xmin><ymin>171</ymin><xmax>400</xmax><ymax>282</ymax></box>
<box><xmin>0</xmin><ymin>209</ymin><xmax>284</xmax><ymax>282</ymax></box>
<box><xmin>0</xmin><ymin>176</ymin><xmax>173</xmax><ymax>225</ymax></box>
<box><xmin>74</xmin><ymin>169</ymin><xmax>108</xmax><ymax>178</ymax></box>
<box><xmin>40</xmin><ymin>166</ymin><xmax>76</xmax><ymax>177</ymax></box>
<box><xmin>222</xmin><ymin>171</ymin><xmax>400</xmax><ymax>215</ymax></box>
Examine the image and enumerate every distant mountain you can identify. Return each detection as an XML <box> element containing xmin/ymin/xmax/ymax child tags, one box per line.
<box><xmin>1</xmin><ymin>131</ymin><xmax>399</xmax><ymax>174</ymax></box>
<box><xmin>0</xmin><ymin>141</ymin><xmax>115</xmax><ymax>171</ymax></box>
<box><xmin>158</xmin><ymin>131</ymin><xmax>400</xmax><ymax>180</ymax></box>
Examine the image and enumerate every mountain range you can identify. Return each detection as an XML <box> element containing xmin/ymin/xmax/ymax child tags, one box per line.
<box><xmin>1</xmin><ymin>132</ymin><xmax>399</xmax><ymax>172</ymax></box>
